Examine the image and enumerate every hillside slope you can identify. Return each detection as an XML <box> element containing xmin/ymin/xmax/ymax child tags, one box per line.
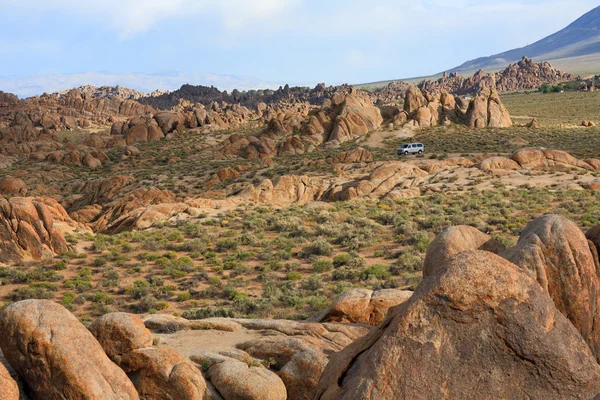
<box><xmin>451</xmin><ymin>6</ymin><xmax>600</xmax><ymax>74</ymax></box>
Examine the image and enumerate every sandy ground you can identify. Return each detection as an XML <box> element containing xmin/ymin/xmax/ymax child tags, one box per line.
<box><xmin>362</xmin><ymin>126</ymin><xmax>415</xmax><ymax>148</ymax></box>
<box><xmin>156</xmin><ymin>328</ymin><xmax>264</xmax><ymax>359</ymax></box>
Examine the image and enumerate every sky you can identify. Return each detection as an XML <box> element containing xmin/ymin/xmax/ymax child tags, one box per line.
<box><xmin>1</xmin><ymin>0</ymin><xmax>599</xmax><ymax>97</ymax></box>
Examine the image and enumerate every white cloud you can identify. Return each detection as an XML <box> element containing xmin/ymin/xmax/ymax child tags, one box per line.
<box><xmin>4</xmin><ymin>0</ymin><xmax>299</xmax><ymax>38</ymax></box>
<box><xmin>0</xmin><ymin>71</ymin><xmax>283</xmax><ymax>98</ymax></box>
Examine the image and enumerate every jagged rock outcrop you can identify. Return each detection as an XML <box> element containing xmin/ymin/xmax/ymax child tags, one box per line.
<box><xmin>466</xmin><ymin>86</ymin><xmax>512</xmax><ymax>128</ymax></box>
<box><xmin>418</xmin><ymin>57</ymin><xmax>574</xmax><ymax>95</ymax></box>
<box><xmin>0</xmin><ymin>197</ymin><xmax>86</xmax><ymax>263</ymax></box>
<box><xmin>315</xmin><ymin>251</ymin><xmax>600</xmax><ymax>399</ymax></box>
<box><xmin>0</xmin><ymin>300</ymin><xmax>139</xmax><ymax>399</ymax></box>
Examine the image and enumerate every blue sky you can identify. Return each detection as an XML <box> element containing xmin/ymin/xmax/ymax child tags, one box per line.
<box><xmin>1</xmin><ymin>0</ymin><xmax>599</xmax><ymax>96</ymax></box>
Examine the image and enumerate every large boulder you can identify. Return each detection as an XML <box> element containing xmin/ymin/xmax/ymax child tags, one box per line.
<box><xmin>0</xmin><ymin>300</ymin><xmax>139</xmax><ymax>399</ymax></box>
<box><xmin>477</xmin><ymin>156</ymin><xmax>521</xmax><ymax>171</ymax></box>
<box><xmin>511</xmin><ymin>148</ymin><xmax>594</xmax><ymax>171</ymax></box>
<box><xmin>315</xmin><ymin>251</ymin><xmax>600</xmax><ymax>399</ymax></box>
<box><xmin>154</xmin><ymin>112</ymin><xmax>186</xmax><ymax>134</ymax></box>
<box><xmin>0</xmin><ymin>176</ymin><xmax>27</xmax><ymax>196</ymax></box>
<box><xmin>120</xmin><ymin>347</ymin><xmax>206</xmax><ymax>400</ymax></box>
<box><xmin>423</xmin><ymin>225</ymin><xmax>505</xmax><ymax>277</ymax></box>
<box><xmin>327</xmin><ymin>94</ymin><xmax>383</xmax><ymax>144</ymax></box>
<box><xmin>503</xmin><ymin>215</ymin><xmax>600</xmax><ymax>361</ymax></box>
<box><xmin>466</xmin><ymin>86</ymin><xmax>512</xmax><ymax>128</ymax></box>
<box><xmin>403</xmin><ymin>86</ymin><xmax>426</xmax><ymax>115</ymax></box>
<box><xmin>209</xmin><ymin>361</ymin><xmax>287</xmax><ymax>400</ymax></box>
<box><xmin>89</xmin><ymin>312</ymin><xmax>154</xmax><ymax>365</ymax></box>
<box><xmin>239</xmin><ymin>336</ymin><xmax>329</xmax><ymax>400</ymax></box>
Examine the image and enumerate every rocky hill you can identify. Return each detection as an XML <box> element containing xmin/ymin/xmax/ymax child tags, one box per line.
<box><xmin>418</xmin><ymin>57</ymin><xmax>575</xmax><ymax>95</ymax></box>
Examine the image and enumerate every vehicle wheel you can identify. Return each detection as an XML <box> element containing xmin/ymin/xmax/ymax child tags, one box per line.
<box><xmin>418</xmin><ymin>150</ymin><xmax>423</xmax><ymax>154</ymax></box>
<box><xmin>404</xmin><ymin>151</ymin><xmax>409</xmax><ymax>155</ymax></box>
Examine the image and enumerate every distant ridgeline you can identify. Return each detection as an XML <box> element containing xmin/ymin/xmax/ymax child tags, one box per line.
<box><xmin>136</xmin><ymin>83</ymin><xmax>356</xmax><ymax>110</ymax></box>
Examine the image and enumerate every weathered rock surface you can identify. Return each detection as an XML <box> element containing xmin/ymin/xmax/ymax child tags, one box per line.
<box><xmin>0</xmin><ymin>176</ymin><xmax>27</xmax><ymax>196</ymax></box>
<box><xmin>424</xmin><ymin>225</ymin><xmax>505</xmax><ymax>277</ymax></box>
<box><xmin>315</xmin><ymin>251</ymin><xmax>600</xmax><ymax>399</ymax></box>
<box><xmin>466</xmin><ymin>86</ymin><xmax>512</xmax><ymax>128</ymax></box>
<box><xmin>503</xmin><ymin>215</ymin><xmax>600</xmax><ymax>361</ymax></box>
<box><xmin>0</xmin><ymin>300</ymin><xmax>139</xmax><ymax>399</ymax></box>
<box><xmin>121</xmin><ymin>347</ymin><xmax>206</xmax><ymax>400</ymax></box>
<box><xmin>0</xmin><ymin>361</ymin><xmax>19</xmax><ymax>400</ymax></box>
<box><xmin>511</xmin><ymin>148</ymin><xmax>594</xmax><ymax>170</ymax></box>
<box><xmin>90</xmin><ymin>312</ymin><xmax>154</xmax><ymax>365</ymax></box>
<box><xmin>209</xmin><ymin>361</ymin><xmax>287</xmax><ymax>400</ymax></box>
<box><xmin>0</xmin><ymin>197</ymin><xmax>86</xmax><ymax>263</ymax></box>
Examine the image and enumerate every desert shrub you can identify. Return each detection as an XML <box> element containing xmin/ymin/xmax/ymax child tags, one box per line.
<box><xmin>390</xmin><ymin>252</ymin><xmax>422</xmax><ymax>274</ymax></box>
<box><xmin>410</xmin><ymin>231</ymin><xmax>434</xmax><ymax>253</ymax></box>
<box><xmin>360</xmin><ymin>264</ymin><xmax>391</xmax><ymax>281</ymax></box>
<box><xmin>306</xmin><ymin>295</ymin><xmax>329</xmax><ymax>312</ymax></box>
<box><xmin>182</xmin><ymin>307</ymin><xmax>235</xmax><ymax>320</ymax></box>
<box><xmin>176</xmin><ymin>292</ymin><xmax>192</xmax><ymax>302</ymax></box>
<box><xmin>302</xmin><ymin>239</ymin><xmax>333</xmax><ymax>258</ymax></box>
<box><xmin>313</xmin><ymin>259</ymin><xmax>333</xmax><ymax>273</ymax></box>
<box><xmin>301</xmin><ymin>275</ymin><xmax>323</xmax><ymax>291</ymax></box>
<box><xmin>216</xmin><ymin>239</ymin><xmax>238</xmax><ymax>252</ymax></box>
<box><xmin>93</xmin><ymin>292</ymin><xmax>114</xmax><ymax>305</ymax></box>
<box><xmin>286</xmin><ymin>271</ymin><xmax>303</xmax><ymax>281</ymax></box>
<box><xmin>333</xmin><ymin>253</ymin><xmax>352</xmax><ymax>268</ymax></box>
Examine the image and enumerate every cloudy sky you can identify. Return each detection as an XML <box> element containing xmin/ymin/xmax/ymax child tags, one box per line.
<box><xmin>1</xmin><ymin>0</ymin><xmax>598</xmax><ymax>96</ymax></box>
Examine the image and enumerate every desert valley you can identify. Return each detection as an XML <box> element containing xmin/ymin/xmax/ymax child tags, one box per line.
<box><xmin>4</xmin><ymin>3</ymin><xmax>600</xmax><ymax>400</ymax></box>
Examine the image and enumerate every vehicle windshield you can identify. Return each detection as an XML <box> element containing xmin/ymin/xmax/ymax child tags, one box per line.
<box><xmin>401</xmin><ymin>145</ymin><xmax>409</xmax><ymax>148</ymax></box>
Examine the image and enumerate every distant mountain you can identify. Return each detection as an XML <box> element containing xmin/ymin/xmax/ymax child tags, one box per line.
<box><xmin>450</xmin><ymin>6</ymin><xmax>600</xmax><ymax>74</ymax></box>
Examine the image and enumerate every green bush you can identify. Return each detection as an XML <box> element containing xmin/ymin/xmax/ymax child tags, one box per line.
<box><xmin>313</xmin><ymin>259</ymin><xmax>333</xmax><ymax>273</ymax></box>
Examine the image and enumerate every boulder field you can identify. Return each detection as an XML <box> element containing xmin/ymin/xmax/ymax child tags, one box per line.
<box><xmin>2</xmin><ymin>215</ymin><xmax>600</xmax><ymax>398</ymax></box>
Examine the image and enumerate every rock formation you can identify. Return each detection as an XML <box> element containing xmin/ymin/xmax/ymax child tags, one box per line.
<box><xmin>0</xmin><ymin>197</ymin><xmax>87</xmax><ymax>263</ymax></box>
<box><xmin>418</xmin><ymin>57</ymin><xmax>575</xmax><ymax>95</ymax></box>
<box><xmin>315</xmin><ymin>251</ymin><xmax>600</xmax><ymax>399</ymax></box>
<box><xmin>466</xmin><ymin>86</ymin><xmax>512</xmax><ymax>128</ymax></box>
<box><xmin>423</xmin><ymin>225</ymin><xmax>505</xmax><ymax>277</ymax></box>
<box><xmin>503</xmin><ymin>215</ymin><xmax>600</xmax><ymax>361</ymax></box>
<box><xmin>0</xmin><ymin>300</ymin><xmax>139</xmax><ymax>399</ymax></box>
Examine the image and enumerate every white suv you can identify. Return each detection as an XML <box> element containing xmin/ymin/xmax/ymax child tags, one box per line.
<box><xmin>397</xmin><ymin>143</ymin><xmax>424</xmax><ymax>155</ymax></box>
